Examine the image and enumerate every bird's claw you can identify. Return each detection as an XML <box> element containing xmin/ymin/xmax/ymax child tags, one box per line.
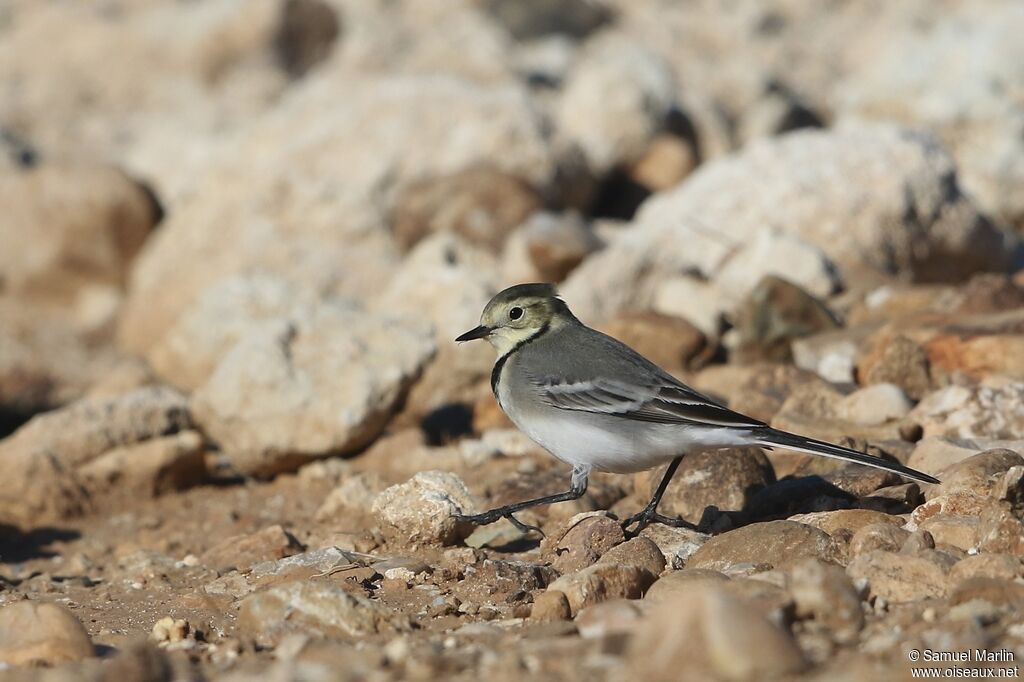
<box><xmin>619</xmin><ymin>509</ymin><xmax>695</xmax><ymax>538</ymax></box>
<box><xmin>454</xmin><ymin>510</ymin><xmax>545</xmax><ymax>537</ymax></box>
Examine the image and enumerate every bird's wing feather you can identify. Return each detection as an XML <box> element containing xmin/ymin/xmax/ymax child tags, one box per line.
<box><xmin>533</xmin><ymin>375</ymin><xmax>766</xmax><ymax>428</ymax></box>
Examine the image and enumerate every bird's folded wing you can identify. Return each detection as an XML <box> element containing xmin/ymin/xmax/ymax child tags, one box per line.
<box><xmin>533</xmin><ymin>376</ymin><xmax>766</xmax><ymax>428</ymax></box>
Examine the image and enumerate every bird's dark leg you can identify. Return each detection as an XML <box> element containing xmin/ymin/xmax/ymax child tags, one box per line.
<box><xmin>455</xmin><ymin>465</ymin><xmax>590</xmax><ymax>536</ymax></box>
<box><xmin>620</xmin><ymin>456</ymin><xmax>696</xmax><ymax>535</ymax></box>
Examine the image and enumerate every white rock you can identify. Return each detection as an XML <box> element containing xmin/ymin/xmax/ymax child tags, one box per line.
<box><xmin>908</xmin><ymin>384</ymin><xmax>1024</xmax><ymax>441</ymax></box>
<box><xmin>556</xmin><ymin>34</ymin><xmax>676</xmax><ymax>173</ymax></box>
<box><xmin>372</xmin><ymin>471</ymin><xmax>478</xmax><ymax>546</ymax></box>
<box><xmin>563</xmin><ymin>124</ymin><xmax>1014</xmax><ymax>323</ymax></box>
<box><xmin>835</xmin><ymin>384</ymin><xmax>913</xmax><ymax>426</ymax></box>
<box><xmin>191</xmin><ymin>301</ymin><xmax>435</xmax><ymax>476</ymax></box>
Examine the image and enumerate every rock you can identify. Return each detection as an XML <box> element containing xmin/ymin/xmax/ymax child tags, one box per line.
<box><xmin>846</xmin><ymin>550</ymin><xmax>949</xmax><ymax>602</ymax></box>
<box><xmin>907</xmin><ymin>437</ymin><xmax>998</xmax><ymax>478</ymax></box>
<box><xmin>0</xmin><ymin>601</ymin><xmax>94</xmax><ymax>666</ymax></box>
<box><xmin>688</xmin><ymin>521</ymin><xmax>838</xmax><ymax>573</ymax></box>
<box><xmin>834</xmin><ymin>384</ymin><xmax>913</xmax><ymax>427</ymax></box>
<box><xmin>390</xmin><ymin>166</ymin><xmax>541</xmax><ymax>253</ymax></box>
<box><xmin>729</xmin><ymin>276</ymin><xmax>840</xmax><ymax>364</ymax></box>
<box><xmin>556</xmin><ymin>34</ymin><xmax>676</xmax><ymax>174</ymax></box>
<box><xmin>837</xmin><ymin>2</ymin><xmax>1024</xmax><ymax>228</ymax></box>
<box><xmin>563</xmin><ymin>124</ymin><xmax>1013</xmax><ymax>324</ymax></box>
<box><xmin>788</xmin><ymin>509</ymin><xmax>902</xmax><ymax>537</ymax></box>
<box><xmin>315</xmin><ymin>473</ymin><xmax>386</xmax><ymax>522</ymax></box>
<box><xmin>792</xmin><ymin>327</ymin><xmax>873</xmax><ymax>384</ymax></box>
<box><xmin>371</xmin><ymin>471</ymin><xmax>477</xmax><ymax>547</ymax></box>
<box><xmin>238</xmin><ymin>581</ymin><xmax>393</xmax><ymax>647</ymax></box>
<box><xmin>691</xmin><ymin>363</ymin><xmax>830</xmax><ymax>424</ymax></box>
<box><xmin>933</xmin><ymin>449</ymin><xmax>1024</xmax><ymax>498</ymax></box>
<box><xmin>908</xmin><ymin>383</ymin><xmax>1024</xmax><ymax>440</ymax></box>
<box><xmin>597</xmin><ymin>311</ymin><xmax>705</xmax><ymax>374</ymax></box>
<box><xmin>597</xmin><ymin>537</ymin><xmax>666</xmax><ymax>577</ymax></box>
<box><xmin>628</xmin><ymin>133</ymin><xmax>697</xmax><ymax>192</ymax></box>
<box><xmin>637</xmin><ymin>525</ymin><xmax>710</xmax><ymax>568</ymax></box>
<box><xmin>523</xmin><ymin>212</ymin><xmax>603</xmax><ymax>282</ymax></box>
<box><xmin>482</xmin><ymin>0</ymin><xmax>611</xmax><ymax>40</ymax></box>
<box><xmin>949</xmin><ymin>577</ymin><xmax>1024</xmax><ymax>610</ymax></box>
<box><xmin>150</xmin><ymin>616</ymin><xmax>189</xmax><ymax>645</ymax></box>
<box><xmin>190</xmin><ymin>298</ymin><xmax>435</xmax><ymax>476</ymax></box>
<box><xmin>375</xmin><ymin>233</ymin><xmax>499</xmax><ymax>344</ymax></box>
<box><xmin>635</xmin><ymin>447</ymin><xmax>774</xmax><ymax>525</ymax></box>
<box><xmin>0</xmin><ymin>300</ymin><xmax>128</xmax><ymax>421</ymax></box>
<box><xmin>199</xmin><ymin>525</ymin><xmax>303</xmax><ymax>572</ymax></box>
<box><xmin>629</xmin><ymin>583</ymin><xmax>807</xmax><ymax>682</ymax></box>
<box><xmin>977</xmin><ymin>505</ymin><xmax>1024</xmax><ymax>556</ymax></box>
<box><xmin>0</xmin><ymin>163</ymin><xmax>160</xmax><ymax>328</ymax></box>
<box><xmin>530</xmin><ymin>590</ymin><xmax>571</xmax><ymax>623</ymax></box>
<box><xmin>546</xmin><ymin>563</ymin><xmax>658</xmax><ymax>616</ymax></box>
<box><xmin>542</xmin><ymin>512</ymin><xmax>625</xmax><ymax>575</ymax></box>
<box><xmin>119</xmin><ymin>75</ymin><xmax>554</xmax><ymax>356</ymax></box>
<box><xmin>787</xmin><ymin>558</ymin><xmax>864</xmax><ymax>643</ymax></box>
<box><xmin>645</xmin><ymin>571</ymin><xmax>793</xmax><ymax>622</ymax></box>
<box><xmin>948</xmin><ymin>554</ymin><xmax>1024</xmax><ymax>585</ymax></box>
<box><xmin>856</xmin><ymin>334</ymin><xmax>933</xmax><ymax>401</ymax></box>
<box><xmin>575</xmin><ymin>599</ymin><xmax>645</xmax><ymax>639</ymax></box>
<box><xmin>0</xmin><ymin>386</ymin><xmax>199</xmax><ymax>526</ymax></box>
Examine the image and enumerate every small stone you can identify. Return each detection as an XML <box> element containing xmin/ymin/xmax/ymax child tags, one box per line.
<box><xmin>530</xmin><ymin>590</ymin><xmax>571</xmax><ymax>623</ymax></box>
<box><xmin>0</xmin><ymin>601</ymin><xmax>94</xmax><ymax>666</ymax></box>
<box><xmin>846</xmin><ymin>550</ymin><xmax>949</xmax><ymax>602</ymax></box>
<box><xmin>935</xmin><ymin>449</ymin><xmax>1024</xmax><ymax>498</ymax></box>
<box><xmin>542</xmin><ymin>512</ymin><xmax>625</xmax><ymax>574</ymax></box>
<box><xmin>238</xmin><ymin>581</ymin><xmax>392</xmax><ymax>647</ymax></box>
<box><xmin>597</xmin><ymin>537</ymin><xmax>666</xmax><ymax>577</ymax></box>
<box><xmin>787</xmin><ymin>559</ymin><xmax>864</xmax><ymax>644</ymax></box>
<box><xmin>849</xmin><ymin>523</ymin><xmax>911</xmax><ymax>558</ymax></box>
<box><xmin>900</xmin><ymin>529</ymin><xmax>936</xmax><ymax>554</ymax></box>
<box><xmin>199</xmin><ymin>525</ymin><xmax>303</xmax><ymax>572</ymax></box>
<box><xmin>918</xmin><ymin>516</ymin><xmax>980</xmax><ymax>552</ymax></box>
<box><xmin>575</xmin><ymin>599</ymin><xmax>644</xmax><ymax>639</ymax></box>
<box><xmin>646</xmin><ymin>570</ymin><xmax>792</xmax><ymax>622</ymax></box>
<box><xmin>977</xmin><ymin>505</ymin><xmax>1024</xmax><ymax>556</ymax></box>
<box><xmin>315</xmin><ymin>473</ymin><xmax>386</xmax><ymax>521</ymax></box>
<box><xmin>638</xmin><ymin>524</ymin><xmax>710</xmax><ymax>568</ymax></box>
<box><xmin>788</xmin><ymin>509</ymin><xmax>902</xmax><ymax>537</ymax></box>
<box><xmin>597</xmin><ymin>311</ymin><xmax>706</xmax><ymax>374</ymax></box>
<box><xmin>629</xmin><ymin>583</ymin><xmax>807</xmax><ymax>682</ymax></box>
<box><xmin>948</xmin><ymin>554</ymin><xmax>1024</xmax><ymax>585</ymax></box>
<box><xmin>857</xmin><ymin>334</ymin><xmax>933</xmax><ymax>400</ymax></box>
<box><xmin>688</xmin><ymin>521</ymin><xmax>837</xmax><ymax>572</ymax></box>
<box><xmin>908</xmin><ymin>384</ymin><xmax>1024</xmax><ymax>440</ymax></box>
<box><xmin>371</xmin><ymin>471</ymin><xmax>477</xmax><ymax>547</ymax></box>
<box><xmin>546</xmin><ymin>563</ymin><xmax>658</xmax><ymax>616</ymax></box>
<box><xmin>150</xmin><ymin>617</ymin><xmax>189</xmax><ymax>644</ymax></box>
<box><xmin>948</xmin><ymin>577</ymin><xmax>1024</xmax><ymax>609</ymax></box>
<box><xmin>834</xmin><ymin>384</ymin><xmax>913</xmax><ymax>426</ymax></box>
<box><xmin>523</xmin><ymin>212</ymin><xmax>603</xmax><ymax>282</ymax></box>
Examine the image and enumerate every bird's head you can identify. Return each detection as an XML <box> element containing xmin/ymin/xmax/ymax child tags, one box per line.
<box><xmin>455</xmin><ymin>283</ymin><xmax>575</xmax><ymax>355</ymax></box>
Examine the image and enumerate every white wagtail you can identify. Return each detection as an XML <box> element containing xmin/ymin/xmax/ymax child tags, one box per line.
<box><xmin>454</xmin><ymin>283</ymin><xmax>939</xmax><ymax>534</ymax></box>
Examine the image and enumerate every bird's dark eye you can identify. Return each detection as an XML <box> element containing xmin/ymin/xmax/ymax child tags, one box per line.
<box><xmin>509</xmin><ymin>306</ymin><xmax>524</xmax><ymax>320</ymax></box>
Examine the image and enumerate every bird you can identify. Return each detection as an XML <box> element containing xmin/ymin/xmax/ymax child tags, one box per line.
<box><xmin>454</xmin><ymin>282</ymin><xmax>939</xmax><ymax>535</ymax></box>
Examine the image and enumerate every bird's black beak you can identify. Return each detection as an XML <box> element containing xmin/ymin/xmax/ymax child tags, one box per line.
<box><xmin>455</xmin><ymin>325</ymin><xmax>492</xmax><ymax>342</ymax></box>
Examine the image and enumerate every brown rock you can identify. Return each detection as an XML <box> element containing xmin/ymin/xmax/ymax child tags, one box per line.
<box><xmin>0</xmin><ymin>601</ymin><xmax>94</xmax><ymax>666</ymax></box>
<box><xmin>0</xmin><ymin>386</ymin><xmax>199</xmax><ymax>526</ymax></box>
<box><xmin>848</xmin><ymin>523</ymin><xmax>911</xmax><ymax>558</ymax></box>
<box><xmin>629</xmin><ymin>583</ymin><xmax>807</xmax><ymax>682</ymax></box>
<box><xmin>597</xmin><ymin>536</ymin><xmax>666</xmax><ymax>577</ymax></box>
<box><xmin>948</xmin><ymin>577</ymin><xmax>1024</xmax><ymax>608</ymax></box>
<box><xmin>692</xmin><ymin>363</ymin><xmax>829</xmax><ymax>424</ymax></box>
<box><xmin>730</xmin><ymin>275</ymin><xmax>840</xmax><ymax>364</ymax></box>
<box><xmin>907</xmin><ymin>437</ymin><xmax>992</xmax><ymax>478</ymax></box>
<box><xmin>856</xmin><ymin>333</ymin><xmax>933</xmax><ymax>400</ymax></box>
<box><xmin>977</xmin><ymin>505</ymin><xmax>1024</xmax><ymax>556</ymax></box>
<box><xmin>546</xmin><ymin>563</ymin><xmax>658</xmax><ymax>615</ymax></box>
<box><xmin>948</xmin><ymin>554</ymin><xmax>1024</xmax><ymax>585</ymax></box>
<box><xmin>918</xmin><ymin>515</ymin><xmax>980</xmax><ymax>552</ymax></box>
<box><xmin>598</xmin><ymin>311</ymin><xmax>706</xmax><ymax>374</ymax></box>
<box><xmin>238</xmin><ymin>581</ymin><xmax>393</xmax><ymax>647</ymax></box>
<box><xmin>530</xmin><ymin>590</ymin><xmax>571</xmax><ymax>623</ymax></box>
<box><xmin>575</xmin><ymin>599</ymin><xmax>645</xmax><ymax>639</ymax></box>
<box><xmin>636</xmin><ymin>447</ymin><xmax>774</xmax><ymax>525</ymax></box>
<box><xmin>628</xmin><ymin>133</ymin><xmax>697</xmax><ymax>191</ymax></box>
<box><xmin>637</xmin><ymin>525</ymin><xmax>710</xmax><ymax>568</ymax></box>
<box><xmin>646</xmin><ymin>570</ymin><xmax>793</xmax><ymax>621</ymax></box>
<box><xmin>788</xmin><ymin>509</ymin><xmax>902</xmax><ymax>537</ymax></box>
<box><xmin>523</xmin><ymin>212</ymin><xmax>603</xmax><ymax>282</ymax></box>
<box><xmin>787</xmin><ymin>558</ymin><xmax>863</xmax><ymax>643</ymax></box>
<box><xmin>688</xmin><ymin>521</ymin><xmax>837</xmax><ymax>573</ymax></box>
<box><xmin>934</xmin><ymin>449</ymin><xmax>1024</xmax><ymax>498</ymax></box>
<box><xmin>391</xmin><ymin>165</ymin><xmax>541</xmax><ymax>253</ymax></box>
<box><xmin>200</xmin><ymin>525</ymin><xmax>304</xmax><ymax>572</ymax></box>
<box><xmin>542</xmin><ymin>512</ymin><xmax>625</xmax><ymax>574</ymax></box>
<box><xmin>846</xmin><ymin>550</ymin><xmax>949</xmax><ymax>602</ymax></box>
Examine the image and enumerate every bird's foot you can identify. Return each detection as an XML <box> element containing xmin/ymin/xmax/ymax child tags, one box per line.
<box><xmin>454</xmin><ymin>509</ymin><xmax>545</xmax><ymax>537</ymax></box>
<box><xmin>619</xmin><ymin>508</ymin><xmax>696</xmax><ymax>537</ymax></box>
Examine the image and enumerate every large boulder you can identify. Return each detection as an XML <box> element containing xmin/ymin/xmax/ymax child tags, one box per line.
<box><xmin>563</xmin><ymin>124</ymin><xmax>1016</xmax><ymax>325</ymax></box>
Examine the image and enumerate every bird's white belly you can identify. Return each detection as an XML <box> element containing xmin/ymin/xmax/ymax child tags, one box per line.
<box><xmin>501</xmin><ymin>394</ymin><xmax>742</xmax><ymax>474</ymax></box>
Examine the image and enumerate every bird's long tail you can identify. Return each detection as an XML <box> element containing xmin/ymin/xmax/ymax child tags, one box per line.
<box><xmin>753</xmin><ymin>428</ymin><xmax>940</xmax><ymax>485</ymax></box>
